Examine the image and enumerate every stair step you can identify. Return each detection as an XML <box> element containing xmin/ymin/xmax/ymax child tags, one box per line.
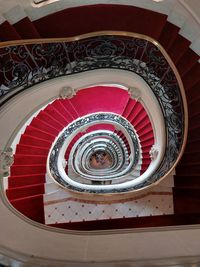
<box><xmin>14</xmin><ymin>17</ymin><xmax>40</xmax><ymax>39</ymax></box>
<box><xmin>189</xmin><ymin>123</ymin><xmax>200</xmax><ymax>137</ymax></box>
<box><xmin>176</xmin><ymin>164</ymin><xmax>200</xmax><ymax>176</ymax></box>
<box><xmin>87</xmin><ymin>124</ymin><xmax>115</xmax><ymax>132</ymax></box>
<box><xmin>138</xmin><ymin>126</ymin><xmax>154</xmax><ymax>138</ymax></box>
<box><xmin>158</xmin><ymin>21</ymin><xmax>179</xmax><ymax>51</ymax></box>
<box><xmin>142</xmin><ymin>158</ymin><xmax>151</xmax><ymax>165</ymax></box>
<box><xmin>141</xmin><ymin>164</ymin><xmax>151</xmax><ymax>171</ymax></box>
<box><xmin>142</xmin><ymin>145</ymin><xmax>152</xmax><ymax>153</ymax></box>
<box><xmin>69</xmin><ymin>86</ymin><xmax>129</xmax><ymax>116</ymax></box>
<box><xmin>186</xmin><ymin>132</ymin><xmax>200</xmax><ymax>143</ymax></box>
<box><xmin>173</xmin><ymin>187</ymin><xmax>200</xmax><ymax>214</ymax></box>
<box><xmin>186</xmin><ymin>80</ymin><xmax>200</xmax><ymax>105</ymax></box>
<box><xmin>8</xmin><ymin>173</ymin><xmax>45</xmax><ymax>188</ymax></box>
<box><xmin>180</xmin><ymin>152</ymin><xmax>200</xmax><ymax>164</ymax></box>
<box><xmin>168</xmin><ymin>35</ymin><xmax>191</xmax><ymax>64</ymax></box>
<box><xmin>10</xmin><ymin>164</ymin><xmax>46</xmax><ymax>176</ymax></box>
<box><xmin>62</xmin><ymin>99</ymin><xmax>79</xmax><ymax>118</ymax></box>
<box><xmin>184</xmin><ymin>140</ymin><xmax>200</xmax><ymax>152</ymax></box>
<box><xmin>6</xmin><ymin>183</ymin><xmax>44</xmax><ymax>200</ymax></box>
<box><xmin>37</xmin><ymin>110</ymin><xmax>64</xmax><ymax>130</ymax></box>
<box><xmin>136</xmin><ymin>121</ymin><xmax>152</xmax><ymax>133</ymax></box>
<box><xmin>14</xmin><ymin>154</ymin><xmax>47</xmax><ymax>165</ymax></box>
<box><xmin>182</xmin><ymin>63</ymin><xmax>200</xmax><ymax>91</ymax></box>
<box><xmin>32</xmin><ymin>4</ymin><xmax>167</xmax><ymax>39</ymax></box>
<box><xmin>188</xmin><ymin>113</ymin><xmax>200</xmax><ymax>130</ymax></box>
<box><xmin>24</xmin><ymin>126</ymin><xmax>55</xmax><ymax>142</ymax></box>
<box><xmin>44</xmin><ymin>105</ymin><xmax>69</xmax><ymax>126</ymax></box>
<box><xmin>31</xmin><ymin>117</ymin><xmax>59</xmax><ymax>135</ymax></box>
<box><xmin>53</xmin><ymin>99</ymin><xmax>76</xmax><ymax>122</ymax></box>
<box><xmin>16</xmin><ymin>144</ymin><xmax>49</xmax><ymax>156</ymax></box>
<box><xmin>132</xmin><ymin>112</ymin><xmax>148</xmax><ymax>128</ymax></box>
<box><xmin>174</xmin><ymin>175</ymin><xmax>200</xmax><ymax>188</ymax></box>
<box><xmin>0</xmin><ymin>20</ymin><xmax>21</xmax><ymax>41</ymax></box>
<box><xmin>122</xmin><ymin>98</ymin><xmax>137</xmax><ymax>118</ymax></box>
<box><xmin>140</xmin><ymin>132</ymin><xmax>154</xmax><ymax>142</ymax></box>
<box><xmin>188</xmin><ymin>100</ymin><xmax>200</xmax><ymax>118</ymax></box>
<box><xmin>141</xmin><ymin>138</ymin><xmax>154</xmax><ymax>147</ymax></box>
<box><xmin>52</xmin><ymin>100</ymin><xmax>74</xmax><ymax>122</ymax></box>
<box><xmin>176</xmin><ymin>48</ymin><xmax>199</xmax><ymax>77</ymax></box>
<box><xmin>19</xmin><ymin>134</ymin><xmax>52</xmax><ymax>148</ymax></box>
<box><xmin>142</xmin><ymin>153</ymin><xmax>151</xmax><ymax>159</ymax></box>
<box><xmin>10</xmin><ymin>194</ymin><xmax>44</xmax><ymax>223</ymax></box>
<box><xmin>3</xmin><ymin>5</ymin><xmax>40</xmax><ymax>39</ymax></box>
<box><xmin>128</xmin><ymin>106</ymin><xmax>144</xmax><ymax>124</ymax></box>
<box><xmin>134</xmin><ymin>116</ymin><xmax>151</xmax><ymax>132</ymax></box>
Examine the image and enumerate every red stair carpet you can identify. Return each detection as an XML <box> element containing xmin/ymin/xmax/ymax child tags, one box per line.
<box><xmin>6</xmin><ymin>86</ymin><xmax>154</xmax><ymax>224</ymax></box>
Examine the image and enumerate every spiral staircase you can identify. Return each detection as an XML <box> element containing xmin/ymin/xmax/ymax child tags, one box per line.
<box><xmin>5</xmin><ymin>85</ymin><xmax>157</xmax><ymax>224</ymax></box>
<box><xmin>0</xmin><ymin>1</ymin><xmax>200</xmax><ymax>266</ymax></box>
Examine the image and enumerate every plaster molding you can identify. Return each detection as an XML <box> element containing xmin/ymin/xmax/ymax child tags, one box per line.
<box><xmin>149</xmin><ymin>145</ymin><xmax>159</xmax><ymax>161</ymax></box>
<box><xmin>0</xmin><ymin>147</ymin><xmax>13</xmax><ymax>177</ymax></box>
<box><xmin>128</xmin><ymin>87</ymin><xmax>141</xmax><ymax>101</ymax></box>
<box><xmin>59</xmin><ymin>86</ymin><xmax>76</xmax><ymax>99</ymax></box>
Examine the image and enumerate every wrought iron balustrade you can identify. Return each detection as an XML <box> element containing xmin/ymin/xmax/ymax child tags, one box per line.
<box><xmin>0</xmin><ymin>32</ymin><xmax>187</xmax><ymax>192</ymax></box>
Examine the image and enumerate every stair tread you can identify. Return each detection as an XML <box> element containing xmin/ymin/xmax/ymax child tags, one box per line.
<box><xmin>8</xmin><ymin>173</ymin><xmax>46</xmax><ymax>188</ymax></box>
<box><xmin>16</xmin><ymin>144</ymin><xmax>49</xmax><ymax>156</ymax></box>
<box><xmin>33</xmin><ymin>4</ymin><xmax>167</xmax><ymax>39</ymax></box>
<box><xmin>37</xmin><ymin>110</ymin><xmax>65</xmax><ymax>129</ymax></box>
<box><xmin>182</xmin><ymin>63</ymin><xmax>200</xmax><ymax>90</ymax></box>
<box><xmin>7</xmin><ymin>182</ymin><xmax>44</xmax><ymax>191</ymax></box>
<box><xmin>45</xmin><ymin>104</ymin><xmax>70</xmax><ymax>125</ymax></box>
<box><xmin>31</xmin><ymin>118</ymin><xmax>60</xmax><ymax>135</ymax></box>
<box><xmin>19</xmin><ymin>134</ymin><xmax>52</xmax><ymax>148</ymax></box>
<box><xmin>25</xmin><ymin>125</ymin><xmax>56</xmax><ymax>138</ymax></box>
<box><xmin>158</xmin><ymin>21</ymin><xmax>179</xmax><ymax>51</ymax></box>
<box><xmin>10</xmin><ymin>194</ymin><xmax>44</xmax><ymax>223</ymax></box>
<box><xmin>168</xmin><ymin>35</ymin><xmax>191</xmax><ymax>64</ymax></box>
<box><xmin>176</xmin><ymin>48</ymin><xmax>199</xmax><ymax>77</ymax></box>
<box><xmin>0</xmin><ymin>20</ymin><xmax>21</xmax><ymax>41</ymax></box>
<box><xmin>14</xmin><ymin>17</ymin><xmax>41</xmax><ymax>39</ymax></box>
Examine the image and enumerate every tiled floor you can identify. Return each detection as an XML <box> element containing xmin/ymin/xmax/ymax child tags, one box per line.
<box><xmin>44</xmin><ymin>190</ymin><xmax>173</xmax><ymax>224</ymax></box>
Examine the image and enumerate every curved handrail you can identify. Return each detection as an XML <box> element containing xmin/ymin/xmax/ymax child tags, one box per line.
<box><xmin>0</xmin><ymin>31</ymin><xmax>187</xmax><ymax>193</ymax></box>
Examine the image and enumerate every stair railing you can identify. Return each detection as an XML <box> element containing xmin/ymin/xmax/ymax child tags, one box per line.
<box><xmin>0</xmin><ymin>31</ymin><xmax>188</xmax><ymax>193</ymax></box>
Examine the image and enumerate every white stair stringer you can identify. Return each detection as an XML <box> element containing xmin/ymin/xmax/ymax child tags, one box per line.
<box><xmin>3</xmin><ymin>177</ymin><xmax>8</xmax><ymax>191</ymax></box>
<box><xmin>3</xmin><ymin>5</ymin><xmax>27</xmax><ymax>25</ymax></box>
<box><xmin>44</xmin><ymin>187</ymin><xmax>71</xmax><ymax>203</ymax></box>
<box><xmin>0</xmin><ymin>14</ymin><xmax>6</xmax><ymax>25</ymax></box>
<box><xmin>45</xmin><ymin>182</ymin><xmax>60</xmax><ymax>194</ymax></box>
